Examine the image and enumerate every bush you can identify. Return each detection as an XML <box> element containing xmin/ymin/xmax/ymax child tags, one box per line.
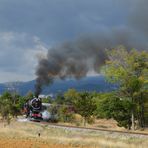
<box><xmin>96</xmin><ymin>95</ymin><xmax>133</xmax><ymax>129</ymax></box>
<box><xmin>58</xmin><ymin>105</ymin><xmax>75</xmax><ymax>123</ymax></box>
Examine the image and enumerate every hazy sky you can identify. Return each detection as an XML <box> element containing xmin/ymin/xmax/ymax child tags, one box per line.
<box><xmin>0</xmin><ymin>0</ymin><xmax>147</xmax><ymax>83</ymax></box>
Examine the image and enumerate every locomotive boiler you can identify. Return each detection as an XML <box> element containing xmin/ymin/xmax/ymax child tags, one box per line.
<box><xmin>24</xmin><ymin>97</ymin><xmax>42</xmax><ymax>121</ymax></box>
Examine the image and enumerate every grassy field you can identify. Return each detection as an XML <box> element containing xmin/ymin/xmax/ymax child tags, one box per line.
<box><xmin>0</xmin><ymin>119</ymin><xmax>148</xmax><ymax>148</ymax></box>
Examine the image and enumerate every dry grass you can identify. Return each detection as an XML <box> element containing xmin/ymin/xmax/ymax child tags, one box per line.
<box><xmin>0</xmin><ymin>120</ymin><xmax>147</xmax><ymax>148</ymax></box>
<box><xmin>57</xmin><ymin>114</ymin><xmax>123</xmax><ymax>130</ymax></box>
<box><xmin>57</xmin><ymin>117</ymin><xmax>148</xmax><ymax>135</ymax></box>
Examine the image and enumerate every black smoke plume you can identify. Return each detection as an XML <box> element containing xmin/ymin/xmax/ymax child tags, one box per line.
<box><xmin>35</xmin><ymin>36</ymin><xmax>108</xmax><ymax>96</ymax></box>
<box><xmin>35</xmin><ymin>0</ymin><xmax>148</xmax><ymax>95</ymax></box>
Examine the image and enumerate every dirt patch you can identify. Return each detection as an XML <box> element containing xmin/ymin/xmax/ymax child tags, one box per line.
<box><xmin>0</xmin><ymin>138</ymin><xmax>76</xmax><ymax>148</ymax></box>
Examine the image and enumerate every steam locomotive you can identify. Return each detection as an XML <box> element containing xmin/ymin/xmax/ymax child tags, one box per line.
<box><xmin>24</xmin><ymin>97</ymin><xmax>42</xmax><ymax>121</ymax></box>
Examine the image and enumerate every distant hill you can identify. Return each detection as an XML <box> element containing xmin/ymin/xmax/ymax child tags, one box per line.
<box><xmin>0</xmin><ymin>76</ymin><xmax>117</xmax><ymax>96</ymax></box>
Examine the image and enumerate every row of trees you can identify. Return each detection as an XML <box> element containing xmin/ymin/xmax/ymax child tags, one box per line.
<box><xmin>0</xmin><ymin>91</ymin><xmax>34</xmax><ymax>124</ymax></box>
<box><xmin>48</xmin><ymin>47</ymin><xmax>148</xmax><ymax>130</ymax></box>
<box><xmin>49</xmin><ymin>88</ymin><xmax>147</xmax><ymax>130</ymax></box>
<box><xmin>0</xmin><ymin>47</ymin><xmax>147</xmax><ymax>130</ymax></box>
<box><xmin>1</xmin><ymin>87</ymin><xmax>147</xmax><ymax>129</ymax></box>
<box><xmin>102</xmin><ymin>47</ymin><xmax>148</xmax><ymax>130</ymax></box>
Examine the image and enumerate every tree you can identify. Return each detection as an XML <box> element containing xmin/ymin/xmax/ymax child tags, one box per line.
<box><xmin>0</xmin><ymin>92</ymin><xmax>15</xmax><ymax>124</ymax></box>
<box><xmin>101</xmin><ymin>47</ymin><xmax>148</xmax><ymax>130</ymax></box>
<box><xmin>96</xmin><ymin>93</ymin><xmax>132</xmax><ymax>129</ymax></box>
<box><xmin>42</xmin><ymin>96</ymin><xmax>53</xmax><ymax>103</ymax></box>
<box><xmin>94</xmin><ymin>92</ymin><xmax>115</xmax><ymax>118</ymax></box>
<box><xmin>58</xmin><ymin>105</ymin><xmax>74</xmax><ymax>123</ymax></box>
<box><xmin>54</xmin><ymin>93</ymin><xmax>65</xmax><ymax>104</ymax></box>
<box><xmin>74</xmin><ymin>92</ymin><xmax>97</xmax><ymax>126</ymax></box>
<box><xmin>0</xmin><ymin>91</ymin><xmax>25</xmax><ymax>125</ymax></box>
<box><xmin>64</xmin><ymin>89</ymin><xmax>80</xmax><ymax>105</ymax></box>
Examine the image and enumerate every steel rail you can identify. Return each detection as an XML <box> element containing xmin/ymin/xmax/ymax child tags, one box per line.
<box><xmin>35</xmin><ymin>121</ymin><xmax>148</xmax><ymax>136</ymax></box>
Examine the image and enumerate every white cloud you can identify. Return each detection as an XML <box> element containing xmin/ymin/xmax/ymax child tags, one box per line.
<box><xmin>0</xmin><ymin>32</ymin><xmax>48</xmax><ymax>82</ymax></box>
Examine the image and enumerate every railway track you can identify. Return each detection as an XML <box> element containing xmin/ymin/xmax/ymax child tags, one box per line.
<box><xmin>36</xmin><ymin>121</ymin><xmax>148</xmax><ymax>137</ymax></box>
<box><xmin>17</xmin><ymin>117</ymin><xmax>148</xmax><ymax>137</ymax></box>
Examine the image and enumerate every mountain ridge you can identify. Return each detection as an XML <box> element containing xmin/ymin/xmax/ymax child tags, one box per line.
<box><xmin>0</xmin><ymin>76</ymin><xmax>117</xmax><ymax>95</ymax></box>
